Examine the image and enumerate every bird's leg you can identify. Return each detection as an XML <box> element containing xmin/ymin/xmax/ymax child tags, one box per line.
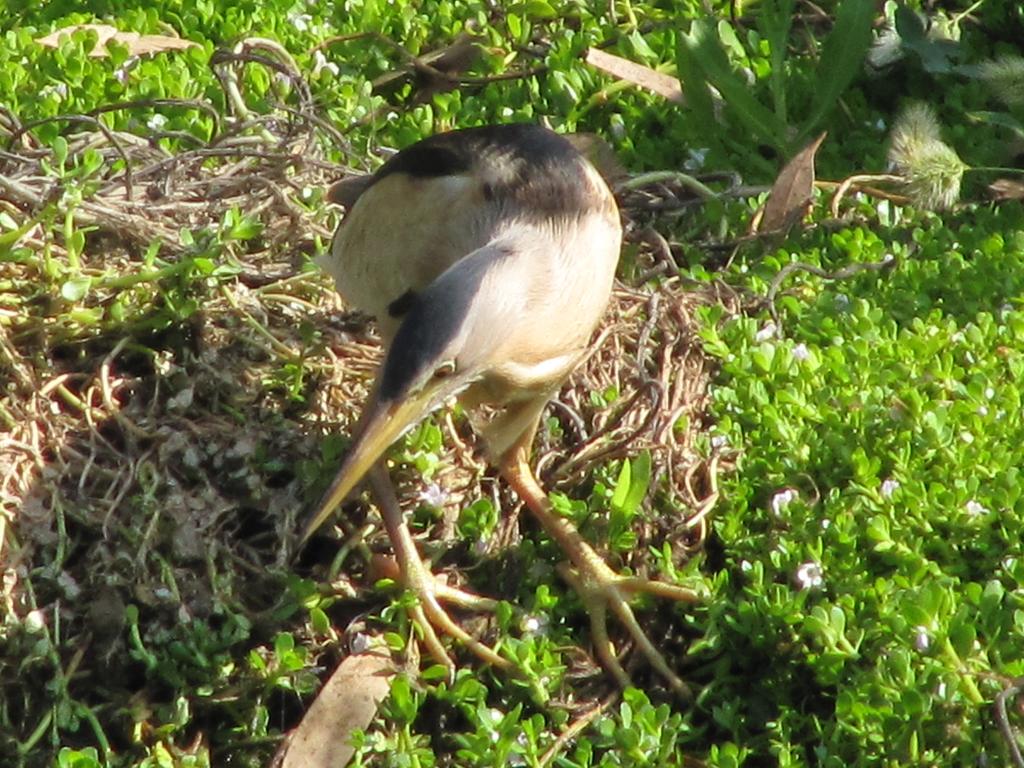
<box><xmin>498</xmin><ymin>444</ymin><xmax>698</xmax><ymax>698</ymax></box>
<box><xmin>367</xmin><ymin>465</ymin><xmax>512</xmax><ymax>672</ymax></box>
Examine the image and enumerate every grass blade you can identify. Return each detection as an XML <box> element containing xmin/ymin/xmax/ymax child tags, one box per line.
<box><xmin>678</xmin><ymin>19</ymin><xmax>789</xmax><ymax>153</ymax></box>
<box><xmin>803</xmin><ymin>0</ymin><xmax>875</xmax><ymax>139</ymax></box>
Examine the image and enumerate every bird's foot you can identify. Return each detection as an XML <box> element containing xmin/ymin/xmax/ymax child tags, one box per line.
<box><xmin>557</xmin><ymin>555</ymin><xmax>698</xmax><ymax>699</ymax></box>
<box><xmin>500</xmin><ymin>452</ymin><xmax>700</xmax><ymax>697</ymax></box>
<box><xmin>367</xmin><ymin>466</ymin><xmax>513</xmax><ymax>676</ymax></box>
<box><xmin>379</xmin><ymin>546</ymin><xmax>513</xmax><ymax>675</ymax></box>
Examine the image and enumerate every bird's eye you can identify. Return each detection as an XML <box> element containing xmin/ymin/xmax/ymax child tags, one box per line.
<box><xmin>434</xmin><ymin>361</ymin><xmax>457</xmax><ymax>379</ymax></box>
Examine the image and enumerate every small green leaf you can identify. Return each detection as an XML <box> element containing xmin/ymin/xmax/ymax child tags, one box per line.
<box><xmin>309</xmin><ymin>607</ymin><xmax>330</xmax><ymax>635</ymax></box>
<box><xmin>610</xmin><ymin>458</ymin><xmax>632</xmax><ymax>512</ymax></box>
<box><xmin>621</xmin><ymin>451</ymin><xmax>652</xmax><ymax>516</ymax></box>
<box><xmin>509</xmin><ymin>1</ymin><xmax>556</xmax><ymax>19</ymax></box>
<box><xmin>52</xmin><ymin>136</ymin><xmax>69</xmax><ymax>169</ymax></box>
<box><xmin>61</xmin><ymin>275</ymin><xmax>92</xmax><ymax>301</ymax></box>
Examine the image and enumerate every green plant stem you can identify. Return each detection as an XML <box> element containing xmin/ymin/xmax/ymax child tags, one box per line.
<box><xmin>78</xmin><ymin>703</ymin><xmax>113</xmax><ymax>764</ymax></box>
<box><xmin>102</xmin><ymin>262</ymin><xmax>185</xmax><ymax>289</ymax></box>
<box><xmin>941</xmin><ymin>638</ymin><xmax>984</xmax><ymax>705</ymax></box>
<box><xmin>619</xmin><ymin>170</ymin><xmax>718</xmax><ymax>199</ymax></box>
<box><xmin>966</xmin><ymin>166</ymin><xmax>1024</xmax><ymax>176</ymax></box>
<box><xmin>18</xmin><ymin>709</ymin><xmax>52</xmax><ymax>756</ymax></box>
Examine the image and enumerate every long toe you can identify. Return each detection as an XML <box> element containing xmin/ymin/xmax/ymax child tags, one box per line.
<box><xmin>559</xmin><ymin>561</ymin><xmax>694</xmax><ymax>699</ymax></box>
<box><xmin>369</xmin><ymin>466</ymin><xmax>512</xmax><ymax>673</ymax></box>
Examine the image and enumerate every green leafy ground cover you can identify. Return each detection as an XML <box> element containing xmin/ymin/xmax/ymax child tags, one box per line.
<box><xmin>2</xmin><ymin>0</ymin><xmax>1024</xmax><ymax>766</ymax></box>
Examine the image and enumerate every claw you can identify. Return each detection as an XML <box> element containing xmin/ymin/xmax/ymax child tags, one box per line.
<box><xmin>368</xmin><ymin>466</ymin><xmax>512</xmax><ymax>673</ymax></box>
<box><xmin>503</xmin><ymin>449</ymin><xmax>697</xmax><ymax>697</ymax></box>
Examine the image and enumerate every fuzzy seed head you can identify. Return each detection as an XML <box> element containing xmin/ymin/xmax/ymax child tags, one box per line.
<box><xmin>887</xmin><ymin>102</ymin><xmax>967</xmax><ymax>210</ymax></box>
<box><xmin>978</xmin><ymin>55</ymin><xmax>1024</xmax><ymax>109</ymax></box>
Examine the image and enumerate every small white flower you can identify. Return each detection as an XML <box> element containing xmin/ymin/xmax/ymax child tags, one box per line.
<box><xmin>875</xmin><ymin>118</ymin><xmax>887</xmax><ymax>131</ymax></box>
<box><xmin>960</xmin><ymin>431</ymin><xmax>974</xmax><ymax>444</ymax></box>
<box><xmin>936</xmin><ymin>681</ymin><xmax>947</xmax><ymax>698</ymax></box>
<box><xmin>771</xmin><ymin>488</ymin><xmax>798</xmax><ymax>517</ymax></box>
<box><xmin>711</xmin><ymin>434</ymin><xmax>729</xmax><ymax>449</ymax></box>
<box><xmin>965</xmin><ymin>499</ymin><xmax>988</xmax><ymax>516</ymax></box>
<box><xmin>41</xmin><ymin>83</ymin><xmax>68</xmax><ymax>101</ymax></box>
<box><xmin>821</xmin><ymin>518</ymin><xmax>831</xmax><ymax>530</ymax></box>
<box><xmin>114</xmin><ymin>65</ymin><xmax>131</xmax><ymax>84</ymax></box>
<box><xmin>521</xmin><ymin>614</ymin><xmax>549</xmax><ymax>637</ymax></box>
<box><xmin>914</xmin><ymin>626</ymin><xmax>930</xmax><ymax>651</ymax></box>
<box><xmin>755</xmin><ymin>322</ymin><xmax>777</xmax><ymax>342</ymax></box>
<box><xmin>792</xmin><ymin>343</ymin><xmax>810</xmax><ymax>361</ymax></box>
<box><xmin>312</xmin><ymin>49</ymin><xmax>339</xmax><ymax>77</ymax></box>
<box><xmin>880</xmin><ymin>478</ymin><xmax>900</xmax><ymax>498</ymax></box>
<box><xmin>977</xmin><ymin>405</ymin><xmax>989</xmax><ymax>416</ymax></box>
<box><xmin>740</xmin><ymin>559</ymin><xmax>753</xmax><ymax>572</ymax></box>
<box><xmin>418</xmin><ymin>482</ymin><xmax>447</xmax><ymax>507</ymax></box>
<box><xmin>834</xmin><ymin>293</ymin><xmax>850</xmax><ymax>310</ymax></box>
<box><xmin>289</xmin><ymin>12</ymin><xmax>313</xmax><ymax>31</ymax></box>
<box><xmin>795</xmin><ymin>561</ymin><xmax>824</xmax><ymax>590</ymax></box>
<box><xmin>24</xmin><ymin>609</ymin><xmax>47</xmax><ymax>632</ymax></box>
<box><xmin>147</xmin><ymin>114</ymin><xmax>168</xmax><ymax>131</ymax></box>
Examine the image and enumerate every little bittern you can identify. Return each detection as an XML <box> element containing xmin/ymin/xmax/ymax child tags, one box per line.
<box><xmin>302</xmin><ymin>124</ymin><xmax>697</xmax><ymax>694</ymax></box>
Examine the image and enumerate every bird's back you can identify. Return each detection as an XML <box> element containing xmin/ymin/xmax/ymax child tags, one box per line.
<box><xmin>323</xmin><ymin>125</ymin><xmax>620</xmax><ymax>340</ymax></box>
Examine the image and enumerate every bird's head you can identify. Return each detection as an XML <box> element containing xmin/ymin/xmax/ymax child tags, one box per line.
<box><xmin>298</xmin><ymin>244</ymin><xmax>512</xmax><ymax>546</ymax></box>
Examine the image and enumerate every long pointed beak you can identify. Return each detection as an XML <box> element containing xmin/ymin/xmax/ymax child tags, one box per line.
<box><xmin>298</xmin><ymin>389</ymin><xmax>437</xmax><ymax>547</ymax></box>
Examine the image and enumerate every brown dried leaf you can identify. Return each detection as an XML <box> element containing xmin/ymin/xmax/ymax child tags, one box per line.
<box><xmin>584</xmin><ymin>47</ymin><xmax>684</xmax><ymax>103</ymax></box>
<box><xmin>372</xmin><ymin>32</ymin><xmax>482</xmax><ymax>97</ymax></box>
<box><xmin>988</xmin><ymin>178</ymin><xmax>1024</xmax><ymax>201</ymax></box>
<box><xmin>759</xmin><ymin>132</ymin><xmax>828</xmax><ymax>234</ymax></box>
<box><xmin>278</xmin><ymin>646</ymin><xmax>395</xmax><ymax>768</ymax></box>
<box><xmin>425</xmin><ymin>32</ymin><xmax>483</xmax><ymax>75</ymax></box>
<box><xmin>36</xmin><ymin>24</ymin><xmax>197</xmax><ymax>58</ymax></box>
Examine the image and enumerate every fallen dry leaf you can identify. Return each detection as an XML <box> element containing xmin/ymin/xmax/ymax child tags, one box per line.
<box><xmin>277</xmin><ymin>645</ymin><xmax>396</xmax><ymax>768</ymax></box>
<box><xmin>584</xmin><ymin>47</ymin><xmax>684</xmax><ymax>103</ymax></box>
<box><xmin>988</xmin><ymin>178</ymin><xmax>1024</xmax><ymax>201</ymax></box>
<box><xmin>36</xmin><ymin>24</ymin><xmax>197</xmax><ymax>58</ymax></box>
<box><xmin>758</xmin><ymin>132</ymin><xmax>828</xmax><ymax>234</ymax></box>
<box><xmin>372</xmin><ymin>31</ymin><xmax>483</xmax><ymax>100</ymax></box>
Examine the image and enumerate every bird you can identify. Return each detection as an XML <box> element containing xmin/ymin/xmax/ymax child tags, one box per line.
<box><xmin>301</xmin><ymin>123</ymin><xmax>697</xmax><ymax>695</ymax></box>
